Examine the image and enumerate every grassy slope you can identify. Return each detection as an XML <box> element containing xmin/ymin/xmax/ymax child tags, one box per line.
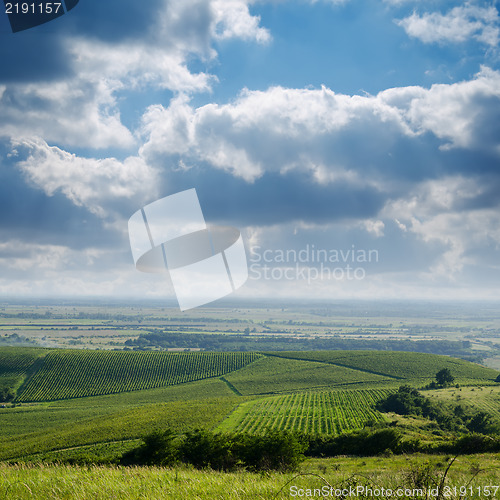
<box><xmin>223</xmin><ymin>356</ymin><xmax>395</xmax><ymax>396</ymax></box>
<box><xmin>425</xmin><ymin>385</ymin><xmax>500</xmax><ymax>420</ymax></box>
<box><xmin>0</xmin><ymin>396</ymin><xmax>240</xmax><ymax>461</ymax></box>
<box><xmin>0</xmin><ymin>378</ymin><xmax>237</xmax><ymax>438</ymax></box>
<box><xmin>264</xmin><ymin>351</ymin><xmax>499</xmax><ymax>383</ymax></box>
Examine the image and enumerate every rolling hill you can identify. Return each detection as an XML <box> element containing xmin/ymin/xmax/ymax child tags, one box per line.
<box><xmin>0</xmin><ymin>347</ymin><xmax>498</xmax><ymax>462</ymax></box>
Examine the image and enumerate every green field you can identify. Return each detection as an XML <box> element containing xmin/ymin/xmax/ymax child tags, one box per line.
<box><xmin>222</xmin><ymin>356</ymin><xmax>394</xmax><ymax>396</ymax></box>
<box><xmin>0</xmin><ymin>347</ymin><xmax>47</xmax><ymax>390</ymax></box>
<box><xmin>0</xmin><ymin>398</ymin><xmax>240</xmax><ymax>461</ymax></box>
<box><xmin>267</xmin><ymin>351</ymin><xmax>498</xmax><ymax>382</ymax></box>
<box><xmin>0</xmin><ymin>346</ymin><xmax>499</xmax><ymax>464</ymax></box>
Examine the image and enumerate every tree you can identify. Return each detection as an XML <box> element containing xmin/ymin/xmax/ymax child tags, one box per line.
<box><xmin>236</xmin><ymin>430</ymin><xmax>307</xmax><ymax>472</ymax></box>
<box><xmin>179</xmin><ymin>429</ymin><xmax>237</xmax><ymax>471</ymax></box>
<box><xmin>376</xmin><ymin>385</ymin><xmax>427</xmax><ymax>416</ymax></box>
<box><xmin>435</xmin><ymin>368</ymin><xmax>454</xmax><ymax>387</ymax></box>
<box><xmin>0</xmin><ymin>387</ymin><xmax>14</xmax><ymax>402</ymax></box>
<box><xmin>121</xmin><ymin>429</ymin><xmax>179</xmax><ymax>466</ymax></box>
<box><xmin>466</xmin><ymin>412</ymin><xmax>493</xmax><ymax>434</ymax></box>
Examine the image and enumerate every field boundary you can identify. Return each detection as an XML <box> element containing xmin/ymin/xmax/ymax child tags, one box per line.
<box><xmin>14</xmin><ymin>351</ymin><xmax>51</xmax><ymax>400</ymax></box>
<box><xmin>220</xmin><ymin>377</ymin><xmax>242</xmax><ymax>396</ymax></box>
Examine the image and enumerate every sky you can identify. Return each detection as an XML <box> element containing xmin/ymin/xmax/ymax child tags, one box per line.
<box><xmin>0</xmin><ymin>0</ymin><xmax>500</xmax><ymax>304</ymax></box>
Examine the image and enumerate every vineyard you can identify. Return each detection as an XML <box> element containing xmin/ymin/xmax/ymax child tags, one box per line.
<box><xmin>8</xmin><ymin>349</ymin><xmax>499</xmax><ymax>403</ymax></box>
<box><xmin>266</xmin><ymin>351</ymin><xmax>499</xmax><ymax>382</ymax></box>
<box><xmin>0</xmin><ymin>347</ymin><xmax>499</xmax><ymax>463</ymax></box>
<box><xmin>0</xmin><ymin>347</ymin><xmax>46</xmax><ymax>389</ymax></box>
<box><xmin>217</xmin><ymin>389</ymin><xmax>390</xmax><ymax>434</ymax></box>
<box><xmin>0</xmin><ymin>348</ymin><xmax>46</xmax><ymax>375</ymax></box>
<box><xmin>16</xmin><ymin>351</ymin><xmax>261</xmax><ymax>402</ymax></box>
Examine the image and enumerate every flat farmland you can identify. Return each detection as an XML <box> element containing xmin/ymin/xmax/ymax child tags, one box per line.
<box><xmin>0</xmin><ymin>302</ymin><xmax>499</xmax><ymax>360</ymax></box>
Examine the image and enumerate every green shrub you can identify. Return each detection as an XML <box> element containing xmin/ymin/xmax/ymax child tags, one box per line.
<box><xmin>235</xmin><ymin>430</ymin><xmax>307</xmax><ymax>472</ymax></box>
<box><xmin>121</xmin><ymin>429</ymin><xmax>179</xmax><ymax>466</ymax></box>
<box><xmin>307</xmin><ymin>428</ymin><xmax>402</xmax><ymax>457</ymax></box>
<box><xmin>0</xmin><ymin>387</ymin><xmax>15</xmax><ymax>402</ymax></box>
<box><xmin>179</xmin><ymin>429</ymin><xmax>238</xmax><ymax>471</ymax></box>
<box><xmin>448</xmin><ymin>434</ymin><xmax>500</xmax><ymax>454</ymax></box>
<box><xmin>122</xmin><ymin>428</ymin><xmax>306</xmax><ymax>472</ymax></box>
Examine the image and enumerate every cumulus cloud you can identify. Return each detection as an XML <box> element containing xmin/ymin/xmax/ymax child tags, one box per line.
<box><xmin>212</xmin><ymin>0</ymin><xmax>271</xmax><ymax>43</ymax></box>
<box><xmin>13</xmin><ymin>138</ymin><xmax>158</xmax><ymax>219</ymax></box>
<box><xmin>139</xmin><ymin>86</ymin><xmax>407</xmax><ymax>183</ymax></box>
<box><xmin>396</xmin><ymin>4</ymin><xmax>500</xmax><ymax>47</ymax></box>
<box><xmin>0</xmin><ymin>80</ymin><xmax>135</xmax><ymax>150</ymax></box>
<box><xmin>140</xmin><ymin>68</ymin><xmax>500</xmax><ymax>186</ymax></box>
<box><xmin>382</xmin><ymin>66</ymin><xmax>500</xmax><ymax>153</ymax></box>
<box><xmin>382</xmin><ymin>175</ymin><xmax>500</xmax><ymax>280</ymax></box>
<box><xmin>0</xmin><ymin>0</ymin><xmax>270</xmax><ymax>150</ymax></box>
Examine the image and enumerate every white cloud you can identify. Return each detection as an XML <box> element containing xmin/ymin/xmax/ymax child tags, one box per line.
<box><xmin>396</xmin><ymin>4</ymin><xmax>500</xmax><ymax>47</ymax></box>
<box><xmin>0</xmin><ymin>79</ymin><xmax>135</xmax><ymax>149</ymax></box>
<box><xmin>386</xmin><ymin>66</ymin><xmax>500</xmax><ymax>152</ymax></box>
<box><xmin>0</xmin><ymin>239</ymin><xmax>170</xmax><ymax>298</ymax></box>
<box><xmin>212</xmin><ymin>0</ymin><xmax>271</xmax><ymax>43</ymax></box>
<box><xmin>13</xmin><ymin>138</ymin><xmax>158</xmax><ymax>219</ymax></box>
<box><xmin>0</xmin><ymin>241</ymin><xmax>72</xmax><ymax>272</ymax></box>
<box><xmin>139</xmin><ymin>85</ymin><xmax>410</xmax><ymax>182</ymax></box>
<box><xmin>140</xmin><ymin>69</ymin><xmax>500</xmax><ymax>183</ymax></box>
<box><xmin>363</xmin><ymin>220</ymin><xmax>385</xmax><ymax>237</ymax></box>
<box><xmin>73</xmin><ymin>0</ymin><xmax>270</xmax><ymax>89</ymax></box>
<box><xmin>0</xmin><ymin>0</ymin><xmax>270</xmax><ymax>150</ymax></box>
<box><xmin>72</xmin><ymin>39</ymin><xmax>214</xmax><ymax>93</ymax></box>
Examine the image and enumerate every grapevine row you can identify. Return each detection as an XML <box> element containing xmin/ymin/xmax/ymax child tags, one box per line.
<box><xmin>17</xmin><ymin>351</ymin><xmax>260</xmax><ymax>402</ymax></box>
<box><xmin>229</xmin><ymin>389</ymin><xmax>391</xmax><ymax>435</ymax></box>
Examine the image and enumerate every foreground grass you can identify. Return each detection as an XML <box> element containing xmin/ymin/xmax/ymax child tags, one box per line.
<box><xmin>1</xmin><ymin>455</ymin><xmax>499</xmax><ymax>499</ymax></box>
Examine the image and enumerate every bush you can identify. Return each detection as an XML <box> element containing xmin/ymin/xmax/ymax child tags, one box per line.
<box><xmin>307</xmin><ymin>428</ymin><xmax>402</xmax><ymax>457</ymax></box>
<box><xmin>376</xmin><ymin>386</ymin><xmax>470</xmax><ymax>432</ymax></box>
<box><xmin>122</xmin><ymin>428</ymin><xmax>306</xmax><ymax>472</ymax></box>
<box><xmin>376</xmin><ymin>386</ymin><xmax>428</xmax><ymax>416</ymax></box>
<box><xmin>447</xmin><ymin>434</ymin><xmax>500</xmax><ymax>454</ymax></box>
<box><xmin>236</xmin><ymin>430</ymin><xmax>307</xmax><ymax>472</ymax></box>
<box><xmin>435</xmin><ymin>368</ymin><xmax>454</xmax><ymax>387</ymax></box>
<box><xmin>466</xmin><ymin>412</ymin><xmax>494</xmax><ymax>434</ymax></box>
<box><xmin>0</xmin><ymin>387</ymin><xmax>15</xmax><ymax>402</ymax></box>
<box><xmin>179</xmin><ymin>429</ymin><xmax>238</xmax><ymax>471</ymax></box>
<box><xmin>121</xmin><ymin>429</ymin><xmax>179</xmax><ymax>466</ymax></box>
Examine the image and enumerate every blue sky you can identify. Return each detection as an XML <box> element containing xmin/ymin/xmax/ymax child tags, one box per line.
<box><xmin>0</xmin><ymin>0</ymin><xmax>500</xmax><ymax>302</ymax></box>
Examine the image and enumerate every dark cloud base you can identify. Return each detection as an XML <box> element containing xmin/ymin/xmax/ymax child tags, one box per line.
<box><xmin>0</xmin><ymin>145</ymin><xmax>118</xmax><ymax>249</ymax></box>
